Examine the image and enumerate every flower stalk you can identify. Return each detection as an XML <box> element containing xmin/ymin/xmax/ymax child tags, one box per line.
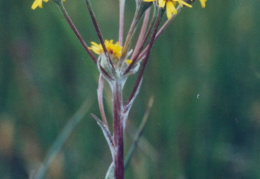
<box><xmin>127</xmin><ymin>11</ymin><xmax>162</xmax><ymax>105</ymax></box>
<box><xmin>119</xmin><ymin>0</ymin><xmax>126</xmax><ymax>45</ymax></box>
<box><xmin>85</xmin><ymin>0</ymin><xmax>115</xmax><ymax>71</ymax></box>
<box><xmin>120</xmin><ymin>1</ymin><xmax>151</xmax><ymax>61</ymax></box>
<box><xmin>58</xmin><ymin>2</ymin><xmax>97</xmax><ymax>63</ymax></box>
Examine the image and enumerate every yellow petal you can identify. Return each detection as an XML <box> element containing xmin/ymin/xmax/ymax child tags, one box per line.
<box><xmin>158</xmin><ymin>0</ymin><xmax>166</xmax><ymax>8</ymax></box>
<box><xmin>200</xmin><ymin>0</ymin><xmax>207</xmax><ymax>8</ymax></box>
<box><xmin>31</xmin><ymin>0</ymin><xmax>42</xmax><ymax>10</ymax></box>
<box><xmin>176</xmin><ymin>0</ymin><xmax>192</xmax><ymax>8</ymax></box>
<box><xmin>166</xmin><ymin>1</ymin><xmax>177</xmax><ymax>19</ymax></box>
<box><xmin>91</xmin><ymin>42</ymin><xmax>99</xmax><ymax>46</ymax></box>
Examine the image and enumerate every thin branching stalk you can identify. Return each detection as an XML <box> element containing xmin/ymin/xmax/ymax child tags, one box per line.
<box><xmin>142</xmin><ymin>6</ymin><xmax>159</xmax><ymax>46</ymax></box>
<box><xmin>124</xmin><ymin>8</ymin><xmax>150</xmax><ymax>75</ymax></box>
<box><xmin>131</xmin><ymin>8</ymin><xmax>151</xmax><ymax>59</ymax></box>
<box><xmin>124</xmin><ymin>6</ymin><xmax>158</xmax><ymax>74</ymax></box>
<box><xmin>85</xmin><ymin>0</ymin><xmax>115</xmax><ymax>71</ymax></box>
<box><xmin>58</xmin><ymin>3</ymin><xmax>97</xmax><ymax>63</ymax></box>
<box><xmin>127</xmin><ymin>12</ymin><xmax>162</xmax><ymax>105</ymax></box>
<box><xmin>155</xmin><ymin>6</ymin><xmax>182</xmax><ymax>41</ymax></box>
<box><xmin>137</xmin><ymin>5</ymin><xmax>182</xmax><ymax>61</ymax></box>
<box><xmin>119</xmin><ymin>0</ymin><xmax>126</xmax><ymax>45</ymax></box>
<box><xmin>120</xmin><ymin>2</ymin><xmax>143</xmax><ymax>61</ymax></box>
<box><xmin>131</xmin><ymin>5</ymin><xmax>158</xmax><ymax>63</ymax></box>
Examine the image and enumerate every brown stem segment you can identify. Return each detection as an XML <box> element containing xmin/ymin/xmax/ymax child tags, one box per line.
<box><xmin>124</xmin><ymin>8</ymin><xmax>151</xmax><ymax>75</ymax></box>
<box><xmin>127</xmin><ymin>14</ymin><xmax>161</xmax><ymax>105</ymax></box>
<box><xmin>112</xmin><ymin>81</ymin><xmax>124</xmax><ymax>179</ymax></box>
<box><xmin>59</xmin><ymin>3</ymin><xmax>97</xmax><ymax>63</ymax></box>
<box><xmin>85</xmin><ymin>0</ymin><xmax>115</xmax><ymax>71</ymax></box>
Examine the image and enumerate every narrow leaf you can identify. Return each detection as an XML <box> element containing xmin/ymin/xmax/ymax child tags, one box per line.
<box><xmin>105</xmin><ymin>163</ymin><xmax>114</xmax><ymax>179</ymax></box>
<box><xmin>32</xmin><ymin>98</ymin><xmax>92</xmax><ymax>179</ymax></box>
<box><xmin>124</xmin><ymin>96</ymin><xmax>154</xmax><ymax>169</ymax></box>
<box><xmin>91</xmin><ymin>113</ymin><xmax>115</xmax><ymax>158</ymax></box>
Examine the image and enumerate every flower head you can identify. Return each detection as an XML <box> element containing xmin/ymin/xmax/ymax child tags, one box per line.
<box><xmin>89</xmin><ymin>40</ymin><xmax>123</xmax><ymax>60</ymax></box>
<box><xmin>31</xmin><ymin>0</ymin><xmax>66</xmax><ymax>10</ymax></box>
<box><xmin>143</xmin><ymin>0</ymin><xmax>192</xmax><ymax>19</ymax></box>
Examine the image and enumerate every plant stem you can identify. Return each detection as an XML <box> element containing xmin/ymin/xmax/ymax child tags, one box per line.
<box><xmin>155</xmin><ymin>6</ymin><xmax>182</xmax><ymax>41</ymax></box>
<box><xmin>112</xmin><ymin>80</ymin><xmax>124</xmax><ymax>179</ymax></box>
<box><xmin>127</xmin><ymin>13</ymin><xmax>161</xmax><ymax>105</ymax></box>
<box><xmin>137</xmin><ymin>6</ymin><xmax>182</xmax><ymax>61</ymax></box>
<box><xmin>119</xmin><ymin>0</ymin><xmax>125</xmax><ymax>45</ymax></box>
<box><xmin>85</xmin><ymin>0</ymin><xmax>115</xmax><ymax>71</ymax></box>
<box><xmin>124</xmin><ymin>8</ymin><xmax>151</xmax><ymax>75</ymax></box>
<box><xmin>120</xmin><ymin>5</ymin><xmax>142</xmax><ymax>61</ymax></box>
<box><xmin>59</xmin><ymin>3</ymin><xmax>97</xmax><ymax>63</ymax></box>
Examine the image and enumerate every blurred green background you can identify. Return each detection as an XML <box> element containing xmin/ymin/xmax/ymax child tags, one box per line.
<box><xmin>1</xmin><ymin>0</ymin><xmax>260</xmax><ymax>178</ymax></box>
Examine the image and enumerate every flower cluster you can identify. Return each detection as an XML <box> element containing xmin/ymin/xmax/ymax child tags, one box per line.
<box><xmin>143</xmin><ymin>0</ymin><xmax>207</xmax><ymax>19</ymax></box>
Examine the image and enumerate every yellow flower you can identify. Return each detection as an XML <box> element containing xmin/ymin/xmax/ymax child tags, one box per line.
<box><xmin>89</xmin><ymin>40</ymin><xmax>132</xmax><ymax>65</ymax></box>
<box><xmin>31</xmin><ymin>0</ymin><xmax>66</xmax><ymax>10</ymax></box>
<box><xmin>143</xmin><ymin>0</ymin><xmax>192</xmax><ymax>19</ymax></box>
<box><xmin>89</xmin><ymin>40</ymin><xmax>123</xmax><ymax>60</ymax></box>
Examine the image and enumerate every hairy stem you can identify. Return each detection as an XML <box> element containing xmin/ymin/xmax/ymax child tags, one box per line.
<box><xmin>112</xmin><ymin>81</ymin><xmax>124</xmax><ymax>179</ymax></box>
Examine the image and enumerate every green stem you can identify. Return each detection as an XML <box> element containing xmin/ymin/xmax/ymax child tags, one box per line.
<box><xmin>119</xmin><ymin>0</ymin><xmax>126</xmax><ymax>45</ymax></box>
